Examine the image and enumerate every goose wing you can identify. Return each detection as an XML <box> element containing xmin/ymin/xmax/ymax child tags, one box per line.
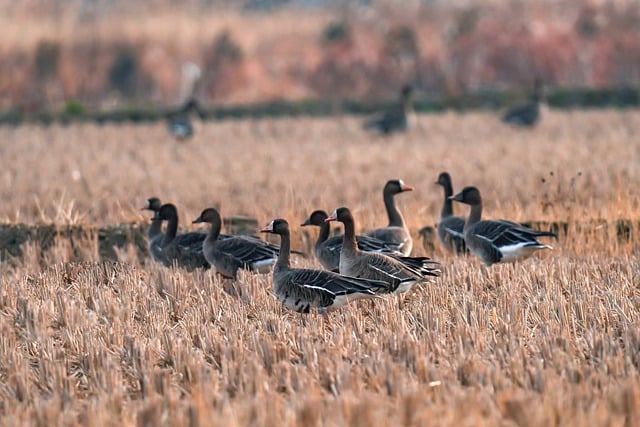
<box><xmin>356</xmin><ymin>234</ymin><xmax>404</xmax><ymax>254</ymax></box>
<box><xmin>471</xmin><ymin>221</ymin><xmax>554</xmax><ymax>249</ymax></box>
<box><xmin>357</xmin><ymin>252</ymin><xmax>424</xmax><ymax>288</ymax></box>
<box><xmin>289</xmin><ymin>268</ymin><xmax>391</xmax><ymax>296</ymax></box>
<box><xmin>174</xmin><ymin>232</ymin><xmax>206</xmax><ymax>254</ymax></box>
<box><xmin>391</xmin><ymin>256</ymin><xmax>440</xmax><ymax>278</ymax></box>
<box><xmin>216</xmin><ymin>236</ymin><xmax>278</xmax><ymax>264</ymax></box>
<box><xmin>440</xmin><ymin>216</ymin><xmax>466</xmax><ymax>239</ymax></box>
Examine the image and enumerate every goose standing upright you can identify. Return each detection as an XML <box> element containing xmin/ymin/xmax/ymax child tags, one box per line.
<box><xmin>193</xmin><ymin>208</ymin><xmax>280</xmax><ymax>279</ymax></box>
<box><xmin>434</xmin><ymin>172</ymin><xmax>466</xmax><ymax>254</ymax></box>
<box><xmin>141</xmin><ymin>197</ymin><xmax>164</xmax><ymax>262</ymax></box>
<box><xmin>326</xmin><ymin>207</ymin><xmax>439</xmax><ymax>294</ymax></box>
<box><xmin>365</xmin><ymin>179</ymin><xmax>414</xmax><ymax>255</ymax></box>
<box><xmin>502</xmin><ymin>79</ymin><xmax>543</xmax><ymax>127</ymax></box>
<box><xmin>301</xmin><ymin>210</ymin><xmax>403</xmax><ymax>272</ymax></box>
<box><xmin>167</xmin><ymin>62</ymin><xmax>204</xmax><ymax>140</ymax></box>
<box><xmin>450</xmin><ymin>186</ymin><xmax>557</xmax><ymax>266</ymax></box>
<box><xmin>167</xmin><ymin>98</ymin><xmax>204</xmax><ymax>140</ymax></box>
<box><xmin>261</xmin><ymin>219</ymin><xmax>396</xmax><ymax>314</ymax></box>
<box><xmin>364</xmin><ymin>85</ymin><xmax>413</xmax><ymax>135</ymax></box>
<box><xmin>153</xmin><ymin>204</ymin><xmax>209</xmax><ymax>270</ymax></box>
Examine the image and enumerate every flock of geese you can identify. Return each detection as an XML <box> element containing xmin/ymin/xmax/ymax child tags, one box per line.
<box><xmin>168</xmin><ymin>82</ymin><xmax>543</xmax><ymax>140</ymax></box>
<box><xmin>142</xmin><ymin>174</ymin><xmax>557</xmax><ymax>314</ymax></box>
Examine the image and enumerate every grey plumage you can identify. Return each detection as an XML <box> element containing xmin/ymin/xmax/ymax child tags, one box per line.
<box><xmin>193</xmin><ymin>208</ymin><xmax>279</xmax><ymax>279</ymax></box>
<box><xmin>502</xmin><ymin>80</ymin><xmax>543</xmax><ymax>127</ymax></box>
<box><xmin>301</xmin><ymin>210</ymin><xmax>403</xmax><ymax>272</ymax></box>
<box><xmin>261</xmin><ymin>219</ymin><xmax>395</xmax><ymax>314</ymax></box>
<box><xmin>364</xmin><ymin>179</ymin><xmax>414</xmax><ymax>255</ymax></box>
<box><xmin>153</xmin><ymin>203</ymin><xmax>209</xmax><ymax>270</ymax></box>
<box><xmin>364</xmin><ymin>85</ymin><xmax>413</xmax><ymax>135</ymax></box>
<box><xmin>435</xmin><ymin>172</ymin><xmax>467</xmax><ymax>254</ymax></box>
<box><xmin>141</xmin><ymin>197</ymin><xmax>165</xmax><ymax>263</ymax></box>
<box><xmin>167</xmin><ymin>99</ymin><xmax>203</xmax><ymax>140</ymax></box>
<box><xmin>450</xmin><ymin>186</ymin><xmax>557</xmax><ymax>266</ymax></box>
<box><xmin>327</xmin><ymin>207</ymin><xmax>439</xmax><ymax>294</ymax></box>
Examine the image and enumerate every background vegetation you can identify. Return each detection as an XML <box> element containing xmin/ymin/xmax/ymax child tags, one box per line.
<box><xmin>0</xmin><ymin>0</ymin><xmax>639</xmax><ymax>115</ymax></box>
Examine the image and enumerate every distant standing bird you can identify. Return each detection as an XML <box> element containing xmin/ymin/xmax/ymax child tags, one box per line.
<box><xmin>261</xmin><ymin>218</ymin><xmax>396</xmax><ymax>314</ymax></box>
<box><xmin>502</xmin><ymin>79</ymin><xmax>544</xmax><ymax>127</ymax></box>
<box><xmin>364</xmin><ymin>85</ymin><xmax>414</xmax><ymax>135</ymax></box>
<box><xmin>450</xmin><ymin>186</ymin><xmax>557</xmax><ymax>266</ymax></box>
<box><xmin>365</xmin><ymin>179</ymin><xmax>414</xmax><ymax>256</ymax></box>
<box><xmin>167</xmin><ymin>62</ymin><xmax>203</xmax><ymax>140</ymax></box>
<box><xmin>434</xmin><ymin>172</ymin><xmax>467</xmax><ymax>254</ymax></box>
<box><xmin>167</xmin><ymin>98</ymin><xmax>204</xmax><ymax>141</ymax></box>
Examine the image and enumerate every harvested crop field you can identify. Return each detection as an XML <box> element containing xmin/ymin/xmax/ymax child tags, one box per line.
<box><xmin>1</xmin><ymin>109</ymin><xmax>640</xmax><ymax>426</ymax></box>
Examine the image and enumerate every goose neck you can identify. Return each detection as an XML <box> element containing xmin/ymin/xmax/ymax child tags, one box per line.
<box><xmin>464</xmin><ymin>203</ymin><xmax>482</xmax><ymax>232</ymax></box>
<box><xmin>384</xmin><ymin>191</ymin><xmax>405</xmax><ymax>227</ymax></box>
<box><xmin>163</xmin><ymin>214</ymin><xmax>179</xmax><ymax>246</ymax></box>
<box><xmin>275</xmin><ymin>232</ymin><xmax>291</xmax><ymax>270</ymax></box>
<box><xmin>440</xmin><ymin>183</ymin><xmax>454</xmax><ymax>218</ymax></box>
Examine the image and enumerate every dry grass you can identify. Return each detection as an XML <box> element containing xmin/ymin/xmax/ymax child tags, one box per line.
<box><xmin>1</xmin><ymin>109</ymin><xmax>640</xmax><ymax>425</ymax></box>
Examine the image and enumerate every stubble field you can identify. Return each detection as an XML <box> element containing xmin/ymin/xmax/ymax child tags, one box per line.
<box><xmin>1</xmin><ymin>109</ymin><xmax>639</xmax><ymax>426</ymax></box>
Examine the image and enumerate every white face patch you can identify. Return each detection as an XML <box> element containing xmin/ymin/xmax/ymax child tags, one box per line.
<box><xmin>261</xmin><ymin>220</ymin><xmax>275</xmax><ymax>232</ymax></box>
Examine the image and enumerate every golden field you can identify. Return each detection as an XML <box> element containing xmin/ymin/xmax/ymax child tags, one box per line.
<box><xmin>1</xmin><ymin>109</ymin><xmax>640</xmax><ymax>425</ymax></box>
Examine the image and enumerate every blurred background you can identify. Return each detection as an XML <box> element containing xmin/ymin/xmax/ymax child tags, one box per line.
<box><xmin>0</xmin><ymin>0</ymin><xmax>639</xmax><ymax>115</ymax></box>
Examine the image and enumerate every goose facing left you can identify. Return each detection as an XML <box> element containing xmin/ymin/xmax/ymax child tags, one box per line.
<box><xmin>167</xmin><ymin>99</ymin><xmax>204</xmax><ymax>140</ymax></box>
<box><xmin>153</xmin><ymin>203</ymin><xmax>209</xmax><ymax>270</ymax></box>
<box><xmin>301</xmin><ymin>209</ymin><xmax>403</xmax><ymax>272</ymax></box>
<box><xmin>261</xmin><ymin>219</ymin><xmax>396</xmax><ymax>314</ymax></box>
<box><xmin>193</xmin><ymin>208</ymin><xmax>280</xmax><ymax>279</ymax></box>
<box><xmin>435</xmin><ymin>172</ymin><xmax>467</xmax><ymax>255</ymax></box>
<box><xmin>141</xmin><ymin>196</ymin><xmax>164</xmax><ymax>262</ymax></box>
<box><xmin>450</xmin><ymin>186</ymin><xmax>557</xmax><ymax>266</ymax></box>
<box><xmin>327</xmin><ymin>207</ymin><xmax>440</xmax><ymax>294</ymax></box>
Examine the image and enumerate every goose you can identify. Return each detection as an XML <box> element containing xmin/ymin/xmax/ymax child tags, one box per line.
<box><xmin>260</xmin><ymin>218</ymin><xmax>396</xmax><ymax>314</ymax></box>
<box><xmin>435</xmin><ymin>172</ymin><xmax>467</xmax><ymax>254</ymax></box>
<box><xmin>301</xmin><ymin>210</ymin><xmax>404</xmax><ymax>272</ymax></box>
<box><xmin>450</xmin><ymin>186</ymin><xmax>557</xmax><ymax>266</ymax></box>
<box><xmin>502</xmin><ymin>79</ymin><xmax>543</xmax><ymax>127</ymax></box>
<box><xmin>364</xmin><ymin>179</ymin><xmax>414</xmax><ymax>255</ymax></box>
<box><xmin>141</xmin><ymin>197</ymin><xmax>164</xmax><ymax>262</ymax></box>
<box><xmin>153</xmin><ymin>204</ymin><xmax>209</xmax><ymax>270</ymax></box>
<box><xmin>167</xmin><ymin>98</ymin><xmax>204</xmax><ymax>140</ymax></box>
<box><xmin>192</xmin><ymin>208</ymin><xmax>280</xmax><ymax>279</ymax></box>
<box><xmin>364</xmin><ymin>85</ymin><xmax>413</xmax><ymax>135</ymax></box>
<box><xmin>326</xmin><ymin>207</ymin><xmax>439</xmax><ymax>294</ymax></box>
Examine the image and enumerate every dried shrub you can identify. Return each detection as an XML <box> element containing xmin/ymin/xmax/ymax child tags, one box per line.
<box><xmin>382</xmin><ymin>25</ymin><xmax>419</xmax><ymax>66</ymax></box>
<box><xmin>34</xmin><ymin>39</ymin><xmax>60</xmax><ymax>81</ymax></box>
<box><xmin>109</xmin><ymin>46</ymin><xmax>138</xmax><ymax>92</ymax></box>
<box><xmin>322</xmin><ymin>20</ymin><xmax>351</xmax><ymax>46</ymax></box>
<box><xmin>201</xmin><ymin>31</ymin><xmax>246</xmax><ymax>100</ymax></box>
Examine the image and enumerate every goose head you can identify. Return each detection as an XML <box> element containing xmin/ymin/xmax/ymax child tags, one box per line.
<box><xmin>435</xmin><ymin>172</ymin><xmax>452</xmax><ymax>187</ymax></box>
<box><xmin>261</xmin><ymin>218</ymin><xmax>290</xmax><ymax>235</ymax></box>
<box><xmin>154</xmin><ymin>203</ymin><xmax>179</xmax><ymax>221</ymax></box>
<box><xmin>324</xmin><ymin>207</ymin><xmax>353</xmax><ymax>224</ymax></box>
<box><xmin>141</xmin><ymin>197</ymin><xmax>162</xmax><ymax>212</ymax></box>
<box><xmin>450</xmin><ymin>186</ymin><xmax>482</xmax><ymax>206</ymax></box>
<box><xmin>384</xmin><ymin>179</ymin><xmax>414</xmax><ymax>195</ymax></box>
<box><xmin>192</xmin><ymin>208</ymin><xmax>221</xmax><ymax>225</ymax></box>
<box><xmin>301</xmin><ymin>210</ymin><xmax>328</xmax><ymax>227</ymax></box>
